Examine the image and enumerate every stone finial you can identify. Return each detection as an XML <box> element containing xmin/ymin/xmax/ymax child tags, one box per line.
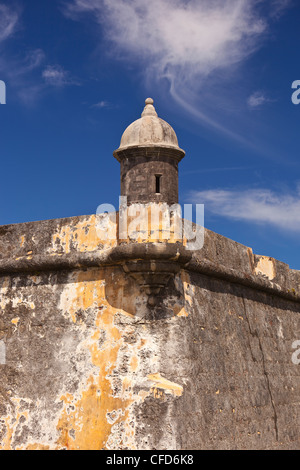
<box><xmin>141</xmin><ymin>97</ymin><xmax>157</xmax><ymax>117</ymax></box>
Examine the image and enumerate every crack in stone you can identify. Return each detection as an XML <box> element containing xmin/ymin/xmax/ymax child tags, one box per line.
<box><xmin>242</xmin><ymin>296</ymin><xmax>279</xmax><ymax>441</ymax></box>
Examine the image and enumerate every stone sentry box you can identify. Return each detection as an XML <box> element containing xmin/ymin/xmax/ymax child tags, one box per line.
<box><xmin>113</xmin><ymin>98</ymin><xmax>185</xmax><ymax>206</ymax></box>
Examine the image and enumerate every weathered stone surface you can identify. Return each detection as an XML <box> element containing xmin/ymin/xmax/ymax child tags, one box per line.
<box><xmin>0</xmin><ymin>213</ymin><xmax>299</xmax><ymax>450</ymax></box>
<box><xmin>117</xmin><ymin>149</ymin><xmax>181</xmax><ymax>205</ymax></box>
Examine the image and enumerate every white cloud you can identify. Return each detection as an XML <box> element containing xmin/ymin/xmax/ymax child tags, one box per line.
<box><xmin>64</xmin><ymin>0</ymin><xmax>290</xmax><ymax>140</ymax></box>
<box><xmin>42</xmin><ymin>65</ymin><xmax>78</xmax><ymax>87</ymax></box>
<box><xmin>91</xmin><ymin>100</ymin><xmax>112</xmax><ymax>108</ymax></box>
<box><xmin>189</xmin><ymin>186</ymin><xmax>300</xmax><ymax>232</ymax></box>
<box><xmin>0</xmin><ymin>4</ymin><xmax>19</xmax><ymax>42</ymax></box>
<box><xmin>247</xmin><ymin>91</ymin><xmax>272</xmax><ymax>109</ymax></box>
<box><xmin>66</xmin><ymin>0</ymin><xmax>267</xmax><ymax>80</ymax></box>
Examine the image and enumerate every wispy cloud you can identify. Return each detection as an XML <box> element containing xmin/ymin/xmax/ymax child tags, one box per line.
<box><xmin>0</xmin><ymin>5</ymin><xmax>77</xmax><ymax>103</ymax></box>
<box><xmin>15</xmin><ymin>49</ymin><xmax>45</xmax><ymax>76</ymax></box>
<box><xmin>0</xmin><ymin>3</ymin><xmax>19</xmax><ymax>42</ymax></box>
<box><xmin>0</xmin><ymin>48</ymin><xmax>47</xmax><ymax>104</ymax></box>
<box><xmin>189</xmin><ymin>185</ymin><xmax>300</xmax><ymax>232</ymax></box>
<box><xmin>269</xmin><ymin>0</ymin><xmax>292</xmax><ymax>19</ymax></box>
<box><xmin>14</xmin><ymin>64</ymin><xmax>78</xmax><ymax>103</ymax></box>
<box><xmin>247</xmin><ymin>91</ymin><xmax>272</xmax><ymax>109</ymax></box>
<box><xmin>90</xmin><ymin>100</ymin><xmax>113</xmax><ymax>109</ymax></box>
<box><xmin>0</xmin><ymin>5</ymin><xmax>46</xmax><ymax>104</ymax></box>
<box><xmin>64</xmin><ymin>0</ymin><xmax>291</xmax><ymax>141</ymax></box>
<box><xmin>0</xmin><ymin>48</ymin><xmax>45</xmax><ymax>77</ymax></box>
<box><xmin>42</xmin><ymin>65</ymin><xmax>79</xmax><ymax>87</ymax></box>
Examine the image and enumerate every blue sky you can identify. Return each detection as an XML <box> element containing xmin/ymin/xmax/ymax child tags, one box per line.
<box><xmin>1</xmin><ymin>0</ymin><xmax>300</xmax><ymax>268</ymax></box>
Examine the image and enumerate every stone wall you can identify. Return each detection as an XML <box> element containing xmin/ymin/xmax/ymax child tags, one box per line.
<box><xmin>0</xmin><ymin>214</ymin><xmax>299</xmax><ymax>449</ymax></box>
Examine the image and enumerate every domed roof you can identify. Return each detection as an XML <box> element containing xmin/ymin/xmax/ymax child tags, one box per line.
<box><xmin>117</xmin><ymin>98</ymin><xmax>181</xmax><ymax>150</ymax></box>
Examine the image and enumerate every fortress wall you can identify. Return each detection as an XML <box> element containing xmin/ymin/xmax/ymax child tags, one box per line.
<box><xmin>0</xmin><ymin>214</ymin><xmax>299</xmax><ymax>450</ymax></box>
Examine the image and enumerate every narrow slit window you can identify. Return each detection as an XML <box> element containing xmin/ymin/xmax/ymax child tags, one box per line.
<box><xmin>155</xmin><ymin>175</ymin><xmax>161</xmax><ymax>194</ymax></box>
